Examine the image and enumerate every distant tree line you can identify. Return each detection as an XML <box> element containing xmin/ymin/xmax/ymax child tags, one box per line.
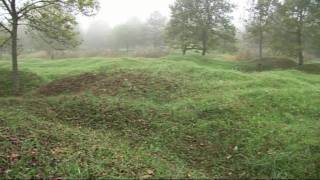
<box><xmin>81</xmin><ymin>0</ymin><xmax>238</xmax><ymax>57</ymax></box>
<box><xmin>13</xmin><ymin>0</ymin><xmax>320</xmax><ymax>65</ymax></box>
<box><xmin>82</xmin><ymin>11</ymin><xmax>167</xmax><ymax>53</ymax></box>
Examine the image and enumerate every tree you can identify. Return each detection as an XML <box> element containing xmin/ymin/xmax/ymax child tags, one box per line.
<box><xmin>213</xmin><ymin>23</ymin><xmax>237</xmax><ymax>53</ymax></box>
<box><xmin>27</xmin><ymin>10</ymin><xmax>81</xmax><ymax>59</ymax></box>
<box><xmin>270</xmin><ymin>0</ymin><xmax>320</xmax><ymax>65</ymax></box>
<box><xmin>111</xmin><ymin>18</ymin><xmax>147</xmax><ymax>54</ymax></box>
<box><xmin>166</xmin><ymin>0</ymin><xmax>235</xmax><ymax>56</ymax></box>
<box><xmin>166</xmin><ymin>0</ymin><xmax>202</xmax><ymax>55</ymax></box>
<box><xmin>195</xmin><ymin>0</ymin><xmax>235</xmax><ymax>56</ymax></box>
<box><xmin>146</xmin><ymin>11</ymin><xmax>167</xmax><ymax>48</ymax></box>
<box><xmin>0</xmin><ymin>0</ymin><xmax>98</xmax><ymax>94</ymax></box>
<box><xmin>83</xmin><ymin>21</ymin><xmax>110</xmax><ymax>50</ymax></box>
<box><xmin>246</xmin><ymin>0</ymin><xmax>279</xmax><ymax>59</ymax></box>
<box><xmin>32</xmin><ymin>27</ymin><xmax>81</xmax><ymax>60</ymax></box>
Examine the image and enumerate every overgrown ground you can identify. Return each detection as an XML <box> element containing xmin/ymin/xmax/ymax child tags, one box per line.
<box><xmin>0</xmin><ymin>54</ymin><xmax>319</xmax><ymax>179</ymax></box>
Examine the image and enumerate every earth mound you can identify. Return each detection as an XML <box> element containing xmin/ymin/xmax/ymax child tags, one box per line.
<box><xmin>243</xmin><ymin>57</ymin><xmax>298</xmax><ymax>72</ymax></box>
<box><xmin>38</xmin><ymin>72</ymin><xmax>180</xmax><ymax>99</ymax></box>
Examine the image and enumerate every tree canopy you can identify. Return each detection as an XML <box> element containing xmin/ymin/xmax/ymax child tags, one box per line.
<box><xmin>166</xmin><ymin>0</ymin><xmax>235</xmax><ymax>55</ymax></box>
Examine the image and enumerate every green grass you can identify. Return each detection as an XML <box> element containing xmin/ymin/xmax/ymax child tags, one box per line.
<box><xmin>0</xmin><ymin>55</ymin><xmax>319</xmax><ymax>178</ymax></box>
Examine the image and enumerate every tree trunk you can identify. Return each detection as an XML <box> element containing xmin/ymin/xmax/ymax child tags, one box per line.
<box><xmin>202</xmin><ymin>47</ymin><xmax>207</xmax><ymax>56</ymax></box>
<box><xmin>297</xmin><ymin>11</ymin><xmax>304</xmax><ymax>66</ymax></box>
<box><xmin>297</xmin><ymin>32</ymin><xmax>304</xmax><ymax>66</ymax></box>
<box><xmin>259</xmin><ymin>25</ymin><xmax>263</xmax><ymax>60</ymax></box>
<box><xmin>202</xmin><ymin>29</ymin><xmax>208</xmax><ymax>56</ymax></box>
<box><xmin>126</xmin><ymin>43</ymin><xmax>129</xmax><ymax>55</ymax></box>
<box><xmin>182</xmin><ymin>45</ymin><xmax>187</xmax><ymax>55</ymax></box>
<box><xmin>258</xmin><ymin>11</ymin><xmax>263</xmax><ymax>60</ymax></box>
<box><xmin>202</xmin><ymin>39</ymin><xmax>207</xmax><ymax>56</ymax></box>
<box><xmin>11</xmin><ymin>19</ymin><xmax>20</xmax><ymax>95</ymax></box>
<box><xmin>9</xmin><ymin>0</ymin><xmax>20</xmax><ymax>95</ymax></box>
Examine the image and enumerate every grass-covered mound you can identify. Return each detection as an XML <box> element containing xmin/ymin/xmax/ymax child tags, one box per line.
<box><xmin>242</xmin><ymin>57</ymin><xmax>320</xmax><ymax>74</ymax></box>
<box><xmin>297</xmin><ymin>63</ymin><xmax>320</xmax><ymax>74</ymax></box>
<box><xmin>0</xmin><ymin>55</ymin><xmax>319</xmax><ymax>179</ymax></box>
<box><xmin>37</xmin><ymin>72</ymin><xmax>180</xmax><ymax>101</ymax></box>
<box><xmin>0</xmin><ymin>69</ymin><xmax>43</xmax><ymax>97</ymax></box>
<box><xmin>243</xmin><ymin>57</ymin><xmax>298</xmax><ymax>72</ymax></box>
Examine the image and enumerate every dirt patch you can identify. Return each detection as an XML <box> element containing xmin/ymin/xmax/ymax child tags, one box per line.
<box><xmin>38</xmin><ymin>73</ymin><xmax>105</xmax><ymax>96</ymax></box>
<box><xmin>38</xmin><ymin>72</ymin><xmax>180</xmax><ymax>100</ymax></box>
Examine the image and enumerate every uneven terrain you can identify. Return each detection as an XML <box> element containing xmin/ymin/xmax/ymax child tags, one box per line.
<box><xmin>0</xmin><ymin>54</ymin><xmax>319</xmax><ymax>178</ymax></box>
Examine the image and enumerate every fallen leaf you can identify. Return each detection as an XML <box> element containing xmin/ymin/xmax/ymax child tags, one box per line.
<box><xmin>147</xmin><ymin>169</ymin><xmax>154</xmax><ymax>175</ymax></box>
<box><xmin>187</xmin><ymin>172</ymin><xmax>192</xmax><ymax>178</ymax></box>
<box><xmin>141</xmin><ymin>175</ymin><xmax>153</xmax><ymax>179</ymax></box>
<box><xmin>9</xmin><ymin>137</ymin><xmax>20</xmax><ymax>145</ymax></box>
<box><xmin>226</xmin><ymin>155</ymin><xmax>232</xmax><ymax>159</ymax></box>
<box><xmin>9</xmin><ymin>153</ymin><xmax>20</xmax><ymax>162</ymax></box>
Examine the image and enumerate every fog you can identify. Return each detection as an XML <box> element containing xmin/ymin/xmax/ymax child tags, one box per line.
<box><xmin>5</xmin><ymin>0</ymin><xmax>316</xmax><ymax>61</ymax></box>
<box><xmin>78</xmin><ymin>0</ymin><xmax>249</xmax><ymax>30</ymax></box>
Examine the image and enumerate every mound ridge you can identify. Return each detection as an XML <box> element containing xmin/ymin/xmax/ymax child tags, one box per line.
<box><xmin>297</xmin><ymin>63</ymin><xmax>320</xmax><ymax>74</ymax></box>
<box><xmin>38</xmin><ymin>72</ymin><xmax>180</xmax><ymax>99</ymax></box>
<box><xmin>242</xmin><ymin>57</ymin><xmax>320</xmax><ymax>74</ymax></box>
<box><xmin>249</xmin><ymin>57</ymin><xmax>298</xmax><ymax>71</ymax></box>
<box><xmin>38</xmin><ymin>73</ymin><xmax>105</xmax><ymax>96</ymax></box>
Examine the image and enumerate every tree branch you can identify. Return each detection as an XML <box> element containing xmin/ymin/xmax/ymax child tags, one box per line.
<box><xmin>0</xmin><ymin>22</ymin><xmax>11</xmax><ymax>33</ymax></box>
<box><xmin>0</xmin><ymin>0</ymin><xmax>12</xmax><ymax>15</ymax></box>
<box><xmin>17</xmin><ymin>0</ymin><xmax>59</xmax><ymax>18</ymax></box>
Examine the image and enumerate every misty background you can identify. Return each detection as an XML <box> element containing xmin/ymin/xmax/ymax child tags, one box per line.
<box><xmin>2</xmin><ymin>0</ymin><xmax>319</xmax><ymax>61</ymax></box>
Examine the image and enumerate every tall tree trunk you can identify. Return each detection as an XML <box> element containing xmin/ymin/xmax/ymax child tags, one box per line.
<box><xmin>258</xmin><ymin>11</ymin><xmax>263</xmax><ymax>60</ymax></box>
<box><xmin>9</xmin><ymin>0</ymin><xmax>20</xmax><ymax>95</ymax></box>
<box><xmin>297</xmin><ymin>32</ymin><xmax>304</xmax><ymax>66</ymax></box>
<box><xmin>202</xmin><ymin>0</ymin><xmax>211</xmax><ymax>56</ymax></box>
<box><xmin>259</xmin><ymin>24</ymin><xmax>263</xmax><ymax>60</ymax></box>
<box><xmin>297</xmin><ymin>12</ymin><xmax>304</xmax><ymax>66</ymax></box>
<box><xmin>11</xmin><ymin>17</ymin><xmax>19</xmax><ymax>94</ymax></box>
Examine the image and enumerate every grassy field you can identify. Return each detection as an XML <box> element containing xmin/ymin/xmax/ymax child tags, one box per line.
<box><xmin>0</xmin><ymin>54</ymin><xmax>319</xmax><ymax>178</ymax></box>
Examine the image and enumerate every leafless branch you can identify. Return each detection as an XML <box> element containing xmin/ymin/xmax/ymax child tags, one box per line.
<box><xmin>0</xmin><ymin>0</ymin><xmax>12</xmax><ymax>15</ymax></box>
<box><xmin>0</xmin><ymin>22</ymin><xmax>11</xmax><ymax>33</ymax></box>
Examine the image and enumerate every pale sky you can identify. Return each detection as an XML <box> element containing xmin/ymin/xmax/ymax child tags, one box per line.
<box><xmin>79</xmin><ymin>0</ymin><xmax>249</xmax><ymax>30</ymax></box>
